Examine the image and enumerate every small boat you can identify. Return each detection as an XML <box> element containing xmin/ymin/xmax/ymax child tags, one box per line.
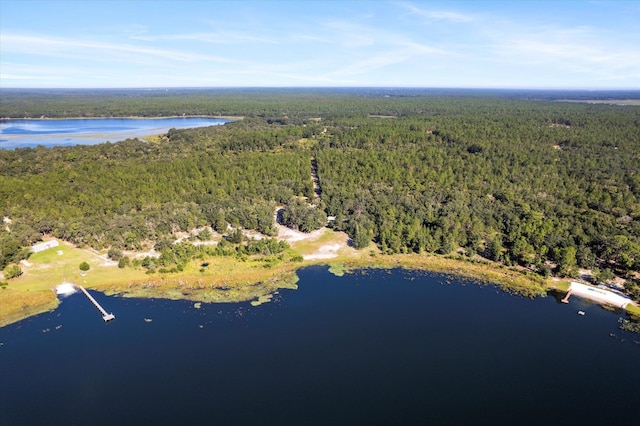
<box><xmin>577</xmin><ymin>311</ymin><xmax>585</xmax><ymax>316</ymax></box>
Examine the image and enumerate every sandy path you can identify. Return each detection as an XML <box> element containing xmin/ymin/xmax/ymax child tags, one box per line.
<box><xmin>272</xmin><ymin>208</ymin><xmax>349</xmax><ymax>260</ymax></box>
<box><xmin>275</xmin><ymin>221</ymin><xmax>327</xmax><ymax>243</ymax></box>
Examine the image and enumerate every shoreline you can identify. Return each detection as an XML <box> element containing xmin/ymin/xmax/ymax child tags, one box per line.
<box><xmin>2</xmin><ymin>242</ymin><xmax>638</xmax><ymax>328</ymax></box>
<box><xmin>0</xmin><ymin>116</ymin><xmax>240</xmax><ymax>149</ymax></box>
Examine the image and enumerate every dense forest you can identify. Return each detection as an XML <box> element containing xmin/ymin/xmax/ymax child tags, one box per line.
<box><xmin>1</xmin><ymin>89</ymin><xmax>639</xmax><ymax>300</ymax></box>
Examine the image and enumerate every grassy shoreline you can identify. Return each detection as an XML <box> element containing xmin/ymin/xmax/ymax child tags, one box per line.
<box><xmin>1</xmin><ymin>240</ymin><xmax>637</xmax><ymax>328</ymax></box>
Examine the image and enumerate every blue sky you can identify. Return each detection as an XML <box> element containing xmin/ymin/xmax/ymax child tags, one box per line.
<box><xmin>1</xmin><ymin>0</ymin><xmax>639</xmax><ymax>89</ymax></box>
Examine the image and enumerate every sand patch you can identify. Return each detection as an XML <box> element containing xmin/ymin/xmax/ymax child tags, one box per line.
<box><xmin>97</xmin><ymin>254</ymin><xmax>118</xmax><ymax>267</ymax></box>
<box><xmin>303</xmin><ymin>243</ymin><xmax>343</xmax><ymax>260</ymax></box>
<box><xmin>55</xmin><ymin>283</ymin><xmax>78</xmax><ymax>295</ymax></box>
<box><xmin>276</xmin><ymin>224</ymin><xmax>327</xmax><ymax>243</ymax></box>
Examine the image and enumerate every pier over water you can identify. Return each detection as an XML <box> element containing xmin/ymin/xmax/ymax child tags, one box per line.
<box><xmin>77</xmin><ymin>285</ymin><xmax>115</xmax><ymax>322</ymax></box>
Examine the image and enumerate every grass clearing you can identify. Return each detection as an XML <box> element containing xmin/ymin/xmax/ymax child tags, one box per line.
<box><xmin>0</xmin><ymin>288</ymin><xmax>60</xmax><ymax>328</ymax></box>
<box><xmin>291</xmin><ymin>228</ymin><xmax>356</xmax><ymax>260</ymax></box>
<box><xmin>0</xmin><ymin>241</ymin><xmax>147</xmax><ymax>326</ymax></box>
<box><xmin>19</xmin><ymin>241</ymin><xmax>146</xmax><ymax>290</ymax></box>
<box><xmin>626</xmin><ymin>303</ymin><xmax>640</xmax><ymax>317</ymax></box>
<box><xmin>549</xmin><ymin>279</ymin><xmax>571</xmax><ymax>292</ymax></box>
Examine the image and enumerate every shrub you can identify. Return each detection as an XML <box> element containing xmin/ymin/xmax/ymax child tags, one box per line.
<box><xmin>4</xmin><ymin>264</ymin><xmax>23</xmax><ymax>279</ymax></box>
<box><xmin>118</xmin><ymin>256</ymin><xmax>130</xmax><ymax>269</ymax></box>
<box><xmin>107</xmin><ymin>247</ymin><xmax>123</xmax><ymax>261</ymax></box>
<box><xmin>79</xmin><ymin>261</ymin><xmax>90</xmax><ymax>271</ymax></box>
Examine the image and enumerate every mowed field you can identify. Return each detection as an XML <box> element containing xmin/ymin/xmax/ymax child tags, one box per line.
<box><xmin>0</xmin><ymin>241</ymin><xmax>147</xmax><ymax>326</ymax></box>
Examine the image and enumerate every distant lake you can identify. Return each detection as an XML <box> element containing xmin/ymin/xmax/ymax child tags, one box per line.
<box><xmin>0</xmin><ymin>117</ymin><xmax>230</xmax><ymax>149</ymax></box>
<box><xmin>1</xmin><ymin>267</ymin><xmax>639</xmax><ymax>425</ymax></box>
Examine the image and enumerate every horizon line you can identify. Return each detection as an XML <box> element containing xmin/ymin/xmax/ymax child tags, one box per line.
<box><xmin>2</xmin><ymin>86</ymin><xmax>639</xmax><ymax>92</ymax></box>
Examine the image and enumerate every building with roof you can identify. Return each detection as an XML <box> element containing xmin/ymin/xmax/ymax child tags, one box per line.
<box><xmin>31</xmin><ymin>240</ymin><xmax>59</xmax><ymax>253</ymax></box>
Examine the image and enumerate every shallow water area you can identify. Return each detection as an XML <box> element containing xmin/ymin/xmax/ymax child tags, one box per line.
<box><xmin>0</xmin><ymin>267</ymin><xmax>638</xmax><ymax>425</ymax></box>
<box><xmin>0</xmin><ymin>117</ymin><xmax>229</xmax><ymax>149</ymax></box>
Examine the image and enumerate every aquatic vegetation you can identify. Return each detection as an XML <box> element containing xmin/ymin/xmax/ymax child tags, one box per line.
<box><xmin>328</xmin><ymin>263</ymin><xmax>346</xmax><ymax>277</ymax></box>
<box><xmin>619</xmin><ymin>317</ymin><xmax>640</xmax><ymax>334</ymax></box>
<box><xmin>250</xmin><ymin>293</ymin><xmax>274</xmax><ymax>306</ymax></box>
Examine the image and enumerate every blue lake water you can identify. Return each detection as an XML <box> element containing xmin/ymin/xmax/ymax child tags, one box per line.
<box><xmin>1</xmin><ymin>267</ymin><xmax>639</xmax><ymax>425</ymax></box>
<box><xmin>0</xmin><ymin>117</ymin><xmax>229</xmax><ymax>149</ymax></box>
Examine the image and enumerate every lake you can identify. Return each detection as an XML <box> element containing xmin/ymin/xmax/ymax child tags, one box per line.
<box><xmin>0</xmin><ymin>117</ymin><xmax>230</xmax><ymax>149</ymax></box>
<box><xmin>0</xmin><ymin>267</ymin><xmax>639</xmax><ymax>425</ymax></box>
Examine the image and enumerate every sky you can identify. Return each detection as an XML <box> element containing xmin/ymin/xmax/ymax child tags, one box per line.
<box><xmin>1</xmin><ymin>0</ymin><xmax>639</xmax><ymax>89</ymax></box>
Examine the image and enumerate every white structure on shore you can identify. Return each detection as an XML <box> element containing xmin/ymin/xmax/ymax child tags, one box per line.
<box><xmin>562</xmin><ymin>282</ymin><xmax>632</xmax><ymax>309</ymax></box>
<box><xmin>55</xmin><ymin>282</ymin><xmax>77</xmax><ymax>296</ymax></box>
<box><xmin>31</xmin><ymin>240</ymin><xmax>59</xmax><ymax>253</ymax></box>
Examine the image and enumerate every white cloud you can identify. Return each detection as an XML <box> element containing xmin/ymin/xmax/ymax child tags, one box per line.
<box><xmin>1</xmin><ymin>1</ymin><xmax>638</xmax><ymax>88</ymax></box>
<box><xmin>0</xmin><ymin>62</ymin><xmax>89</xmax><ymax>83</ymax></box>
<box><xmin>329</xmin><ymin>50</ymin><xmax>414</xmax><ymax>77</ymax></box>
<box><xmin>322</xmin><ymin>21</ymin><xmax>377</xmax><ymax>48</ymax></box>
<box><xmin>1</xmin><ymin>73</ymin><xmax>38</xmax><ymax>80</ymax></box>
<box><xmin>121</xmin><ymin>24</ymin><xmax>149</xmax><ymax>37</ymax></box>
<box><xmin>131</xmin><ymin>31</ymin><xmax>278</xmax><ymax>45</ymax></box>
<box><xmin>397</xmin><ymin>2</ymin><xmax>475</xmax><ymax>23</ymax></box>
<box><xmin>1</xmin><ymin>34</ymin><xmax>234</xmax><ymax>64</ymax></box>
<box><xmin>489</xmin><ymin>26</ymin><xmax>640</xmax><ymax>84</ymax></box>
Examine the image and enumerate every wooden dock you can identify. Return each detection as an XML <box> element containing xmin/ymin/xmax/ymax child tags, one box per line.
<box><xmin>77</xmin><ymin>285</ymin><xmax>115</xmax><ymax>322</ymax></box>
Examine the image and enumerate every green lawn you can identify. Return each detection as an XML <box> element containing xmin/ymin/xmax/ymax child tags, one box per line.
<box><xmin>19</xmin><ymin>241</ymin><xmax>146</xmax><ymax>291</ymax></box>
<box><xmin>0</xmin><ymin>241</ymin><xmax>147</xmax><ymax>326</ymax></box>
<box><xmin>626</xmin><ymin>303</ymin><xmax>640</xmax><ymax>317</ymax></box>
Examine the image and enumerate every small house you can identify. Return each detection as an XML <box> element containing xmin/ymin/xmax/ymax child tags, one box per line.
<box><xmin>31</xmin><ymin>240</ymin><xmax>59</xmax><ymax>253</ymax></box>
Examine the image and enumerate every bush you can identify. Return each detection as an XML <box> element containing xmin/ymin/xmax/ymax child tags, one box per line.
<box><xmin>107</xmin><ymin>247</ymin><xmax>123</xmax><ymax>260</ymax></box>
<box><xmin>197</xmin><ymin>228</ymin><xmax>212</xmax><ymax>241</ymax></box>
<box><xmin>79</xmin><ymin>261</ymin><xmax>90</xmax><ymax>271</ymax></box>
<box><xmin>593</xmin><ymin>267</ymin><xmax>615</xmax><ymax>284</ymax></box>
<box><xmin>118</xmin><ymin>256</ymin><xmax>130</xmax><ymax>269</ymax></box>
<box><xmin>4</xmin><ymin>264</ymin><xmax>23</xmax><ymax>279</ymax></box>
<box><xmin>538</xmin><ymin>264</ymin><xmax>552</xmax><ymax>278</ymax></box>
<box><xmin>228</xmin><ymin>228</ymin><xmax>244</xmax><ymax>244</ymax></box>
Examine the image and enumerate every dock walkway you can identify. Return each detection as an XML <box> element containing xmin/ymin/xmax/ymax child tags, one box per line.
<box><xmin>76</xmin><ymin>285</ymin><xmax>115</xmax><ymax>322</ymax></box>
